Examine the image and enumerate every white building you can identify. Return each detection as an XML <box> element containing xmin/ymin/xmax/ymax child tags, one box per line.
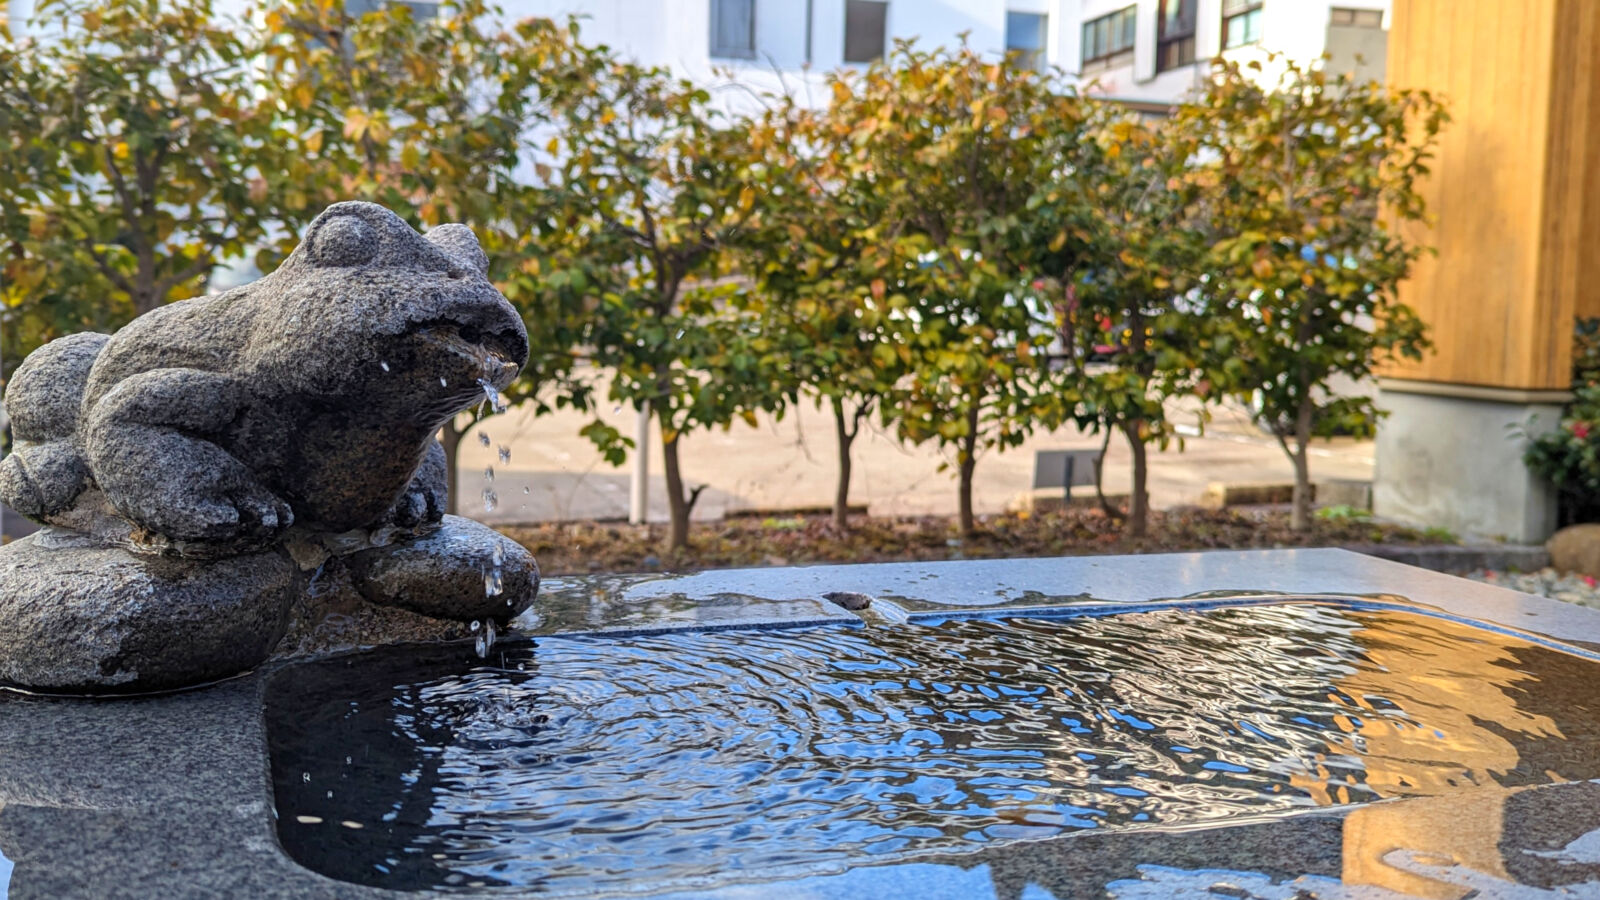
<box><xmin>491</xmin><ymin>0</ymin><xmax>1392</xmax><ymax>106</ymax></box>
<box><xmin>7</xmin><ymin>0</ymin><xmax>1392</xmax><ymax>106</ymax></box>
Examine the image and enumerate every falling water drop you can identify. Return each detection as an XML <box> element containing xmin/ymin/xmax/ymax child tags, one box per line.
<box><xmin>482</xmin><ymin>488</ymin><xmax>499</xmax><ymax>512</ymax></box>
<box><xmin>470</xmin><ymin>620</ymin><xmax>481</xmax><ymax>632</ymax></box>
<box><xmin>379</xmin><ymin>361</ymin><xmax>390</xmax><ymax>372</ymax></box>
<box><xmin>484</xmin><ymin>569</ymin><xmax>504</xmax><ymax>597</ymax></box>
<box><xmin>483</xmin><ymin>466</ymin><xmax>495</xmax><ymax>483</ymax></box>
<box><xmin>440</xmin><ymin>377</ymin><xmax>448</xmax><ymax>387</ymax></box>
<box><xmin>476</xmin><ymin>378</ymin><xmax>507</xmax><ymax>414</ymax></box>
<box><xmin>491</xmin><ymin>543</ymin><xmax>505</xmax><ymax>566</ymax></box>
<box><xmin>477</xmin><ymin>431</ymin><xmax>491</xmax><ymax>447</ymax></box>
<box><xmin>474</xmin><ymin>619</ymin><xmax>497</xmax><ymax>658</ymax></box>
<box><xmin>497</xmin><ymin>445</ymin><xmax>511</xmax><ymax>465</ymax></box>
<box><xmin>522</xmin><ymin>485</ymin><xmax>530</xmax><ymax>494</ymax></box>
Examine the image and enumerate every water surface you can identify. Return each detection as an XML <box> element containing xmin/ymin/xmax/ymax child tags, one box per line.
<box><xmin>267</xmin><ymin>602</ymin><xmax>1600</xmax><ymax>894</ymax></box>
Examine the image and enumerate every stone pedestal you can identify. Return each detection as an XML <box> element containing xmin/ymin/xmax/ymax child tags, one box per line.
<box><xmin>1373</xmin><ymin>379</ymin><xmax>1567</xmax><ymax>543</ymax></box>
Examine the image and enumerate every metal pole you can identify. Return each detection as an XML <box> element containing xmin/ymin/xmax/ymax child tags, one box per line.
<box><xmin>804</xmin><ymin>0</ymin><xmax>814</xmax><ymax>65</ymax></box>
<box><xmin>629</xmin><ymin>401</ymin><xmax>650</xmax><ymax>524</ymax></box>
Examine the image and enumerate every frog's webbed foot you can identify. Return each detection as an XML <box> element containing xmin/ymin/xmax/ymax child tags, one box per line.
<box><xmin>387</xmin><ymin>438</ymin><xmax>448</xmax><ymax>529</ymax></box>
<box><xmin>83</xmin><ymin>368</ymin><xmax>293</xmax><ymax>547</ymax></box>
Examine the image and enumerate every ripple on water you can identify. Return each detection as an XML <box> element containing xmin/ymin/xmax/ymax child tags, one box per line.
<box><xmin>266</xmin><ymin>603</ymin><xmax>1600</xmax><ymax>894</ymax></box>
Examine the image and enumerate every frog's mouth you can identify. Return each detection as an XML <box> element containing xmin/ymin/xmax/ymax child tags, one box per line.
<box><xmin>409</xmin><ymin>316</ymin><xmax>527</xmax><ymax>391</ymax></box>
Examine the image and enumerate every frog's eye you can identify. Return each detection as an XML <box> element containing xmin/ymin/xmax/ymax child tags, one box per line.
<box><xmin>310</xmin><ymin>214</ymin><xmax>379</xmax><ymax>268</ymax></box>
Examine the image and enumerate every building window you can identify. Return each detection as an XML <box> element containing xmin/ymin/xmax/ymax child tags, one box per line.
<box><xmin>345</xmin><ymin>0</ymin><xmax>439</xmax><ymax>17</ymax></box>
<box><xmin>1080</xmin><ymin>5</ymin><xmax>1135</xmax><ymax>71</ymax></box>
<box><xmin>1330</xmin><ymin>7</ymin><xmax>1384</xmax><ymax>27</ymax></box>
<box><xmin>1156</xmin><ymin>0</ymin><xmax>1196</xmax><ymax>73</ymax></box>
<box><xmin>710</xmin><ymin>0</ymin><xmax>756</xmax><ymax>59</ymax></box>
<box><xmin>843</xmin><ymin>0</ymin><xmax>888</xmax><ymax>63</ymax></box>
<box><xmin>1006</xmin><ymin>11</ymin><xmax>1048</xmax><ymax>71</ymax></box>
<box><xmin>1221</xmin><ymin>0</ymin><xmax>1262</xmax><ymax>48</ymax></box>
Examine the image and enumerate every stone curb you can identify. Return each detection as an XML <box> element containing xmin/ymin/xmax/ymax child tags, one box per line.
<box><xmin>1343</xmin><ymin>543</ymin><xmax>1551</xmax><ymax>574</ymax></box>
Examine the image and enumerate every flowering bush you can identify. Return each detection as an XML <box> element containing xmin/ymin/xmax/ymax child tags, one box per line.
<box><xmin>1525</xmin><ymin>380</ymin><xmax>1600</xmax><ymax>520</ymax></box>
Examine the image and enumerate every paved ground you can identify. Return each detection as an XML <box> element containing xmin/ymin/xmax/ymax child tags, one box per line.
<box><xmin>456</xmin><ymin>372</ymin><xmax>1376</xmax><ymax>526</ymax></box>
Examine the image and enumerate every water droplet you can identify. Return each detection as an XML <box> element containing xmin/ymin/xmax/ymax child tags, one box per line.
<box><xmin>470</xmin><ymin>620</ymin><xmax>482</xmax><ymax>632</ymax></box>
<box><xmin>379</xmin><ymin>361</ymin><xmax>390</xmax><ymax>372</ymax></box>
<box><xmin>483</xmin><ymin>466</ymin><xmax>495</xmax><ymax>483</ymax></box>
<box><xmin>482</xmin><ymin>488</ymin><xmax>498</xmax><ymax>512</ymax></box>
<box><xmin>477</xmin><ymin>431</ymin><xmax>491</xmax><ymax>447</ymax></box>
<box><xmin>302</xmin><ymin>772</ymin><xmax>311</xmax><ymax>783</ymax></box>
<box><xmin>612</xmin><ymin>404</ymin><xmax>622</xmax><ymax>414</ymax></box>
<box><xmin>476</xmin><ymin>378</ymin><xmax>507</xmax><ymax>414</ymax></box>
<box><xmin>522</xmin><ymin>486</ymin><xmax>530</xmax><ymax>494</ymax></box>
<box><xmin>497</xmin><ymin>445</ymin><xmax>511</xmax><ymax>464</ymax></box>
<box><xmin>474</xmin><ymin>619</ymin><xmax>497</xmax><ymax>657</ymax></box>
<box><xmin>440</xmin><ymin>376</ymin><xmax>448</xmax><ymax>387</ymax></box>
<box><xmin>484</xmin><ymin>570</ymin><xmax>504</xmax><ymax>596</ymax></box>
<box><xmin>491</xmin><ymin>543</ymin><xmax>505</xmax><ymax>566</ymax></box>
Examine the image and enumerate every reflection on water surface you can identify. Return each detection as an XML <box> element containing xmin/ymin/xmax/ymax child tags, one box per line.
<box><xmin>266</xmin><ymin>603</ymin><xmax>1600</xmax><ymax>894</ymax></box>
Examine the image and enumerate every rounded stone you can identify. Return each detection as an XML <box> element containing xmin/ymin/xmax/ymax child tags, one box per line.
<box><xmin>1547</xmin><ymin>523</ymin><xmax>1600</xmax><ymax>577</ymax></box>
<box><xmin>0</xmin><ymin>533</ymin><xmax>299</xmax><ymax>694</ymax></box>
<box><xmin>345</xmin><ymin>515</ymin><xmax>538</xmax><ymax>624</ymax></box>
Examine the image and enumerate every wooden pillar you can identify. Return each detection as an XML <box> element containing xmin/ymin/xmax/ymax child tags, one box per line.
<box><xmin>1381</xmin><ymin>0</ymin><xmax>1600</xmax><ymax>391</ymax></box>
<box><xmin>1374</xmin><ymin>0</ymin><xmax>1600</xmax><ymax>542</ymax></box>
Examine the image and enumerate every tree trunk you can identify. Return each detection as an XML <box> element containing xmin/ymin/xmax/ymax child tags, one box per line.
<box><xmin>957</xmin><ymin>401</ymin><xmax>980</xmax><ymax>538</ymax></box>
<box><xmin>1123</xmin><ymin>421</ymin><xmax>1148</xmax><ymax>538</ymax></box>
<box><xmin>439</xmin><ymin>420</ymin><xmax>463</xmax><ymax>516</ymax></box>
<box><xmin>661</xmin><ymin>430</ymin><xmax>692</xmax><ymax>552</ymax></box>
<box><xmin>1093</xmin><ymin>427</ymin><xmax>1122</xmax><ymax>520</ymax></box>
<box><xmin>1290</xmin><ymin>399</ymin><xmax>1314</xmax><ymax>532</ymax></box>
<box><xmin>830</xmin><ymin>397</ymin><xmax>856</xmax><ymax>532</ymax></box>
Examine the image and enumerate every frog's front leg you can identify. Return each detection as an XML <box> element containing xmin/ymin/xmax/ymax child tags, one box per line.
<box><xmin>83</xmin><ymin>368</ymin><xmax>294</xmax><ymax>545</ymax></box>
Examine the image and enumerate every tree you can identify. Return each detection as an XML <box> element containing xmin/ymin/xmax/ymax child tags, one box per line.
<box><xmin>257</xmin><ymin>1</ymin><xmax>595</xmax><ymax>512</ymax></box>
<box><xmin>735</xmin><ymin>98</ymin><xmax>912</xmax><ymax>532</ymax></box>
<box><xmin>1188</xmin><ymin>57</ymin><xmax>1446</xmax><ymax>530</ymax></box>
<box><xmin>543</xmin><ymin>56</ymin><xmax>790</xmax><ymax>551</ymax></box>
<box><xmin>1045</xmin><ymin>108</ymin><xmax>1218</xmax><ymax>537</ymax></box>
<box><xmin>0</xmin><ymin>0</ymin><xmax>278</xmax><ymax>375</ymax></box>
<box><xmin>831</xmin><ymin>43</ymin><xmax>1090</xmax><ymax>537</ymax></box>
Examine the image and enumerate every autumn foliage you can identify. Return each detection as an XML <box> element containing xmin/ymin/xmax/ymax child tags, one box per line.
<box><xmin>0</xmin><ymin>3</ymin><xmax>1446</xmax><ymax>545</ymax></box>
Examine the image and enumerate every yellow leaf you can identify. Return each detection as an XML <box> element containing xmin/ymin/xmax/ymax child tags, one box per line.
<box><xmin>546</xmin><ymin>136</ymin><xmax>560</xmax><ymax>155</ymax></box>
<box><xmin>739</xmin><ymin>410</ymin><xmax>758</xmax><ymax>428</ymax></box>
<box><xmin>112</xmin><ymin>141</ymin><xmax>129</xmax><ymax>160</ymax></box>
<box><xmin>304</xmin><ymin>128</ymin><xmax>324</xmax><ymax>153</ymax></box>
<box><xmin>342</xmin><ymin>107</ymin><xmax>370</xmax><ymax>141</ymax></box>
<box><xmin>738</xmin><ymin>186</ymin><xmax>755</xmax><ymax>213</ymax></box>
<box><xmin>870</xmin><ymin>278</ymin><xmax>886</xmax><ymax>301</ymax></box>
<box><xmin>82</xmin><ymin>10</ymin><xmax>101</xmax><ymax>30</ymax></box>
<box><xmin>662</xmin><ymin>428</ymin><xmax>679</xmax><ymax>445</ymax></box>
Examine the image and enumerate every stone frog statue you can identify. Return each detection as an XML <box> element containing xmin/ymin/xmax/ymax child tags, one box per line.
<box><xmin>0</xmin><ymin>202</ymin><xmax>540</xmax><ymax>694</ymax></box>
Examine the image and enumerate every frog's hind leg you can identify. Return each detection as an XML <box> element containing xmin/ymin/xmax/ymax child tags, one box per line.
<box><xmin>0</xmin><ymin>332</ymin><xmax>109</xmax><ymax>523</ymax></box>
<box><xmin>82</xmin><ymin>367</ymin><xmax>294</xmax><ymax>546</ymax></box>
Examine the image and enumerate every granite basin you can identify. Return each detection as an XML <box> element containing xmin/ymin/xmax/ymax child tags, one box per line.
<box><xmin>5</xmin><ymin>549</ymin><xmax>1600</xmax><ymax>899</ymax></box>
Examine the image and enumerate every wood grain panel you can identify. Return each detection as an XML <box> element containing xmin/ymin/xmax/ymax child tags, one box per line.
<box><xmin>1382</xmin><ymin>0</ymin><xmax>1600</xmax><ymax>390</ymax></box>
